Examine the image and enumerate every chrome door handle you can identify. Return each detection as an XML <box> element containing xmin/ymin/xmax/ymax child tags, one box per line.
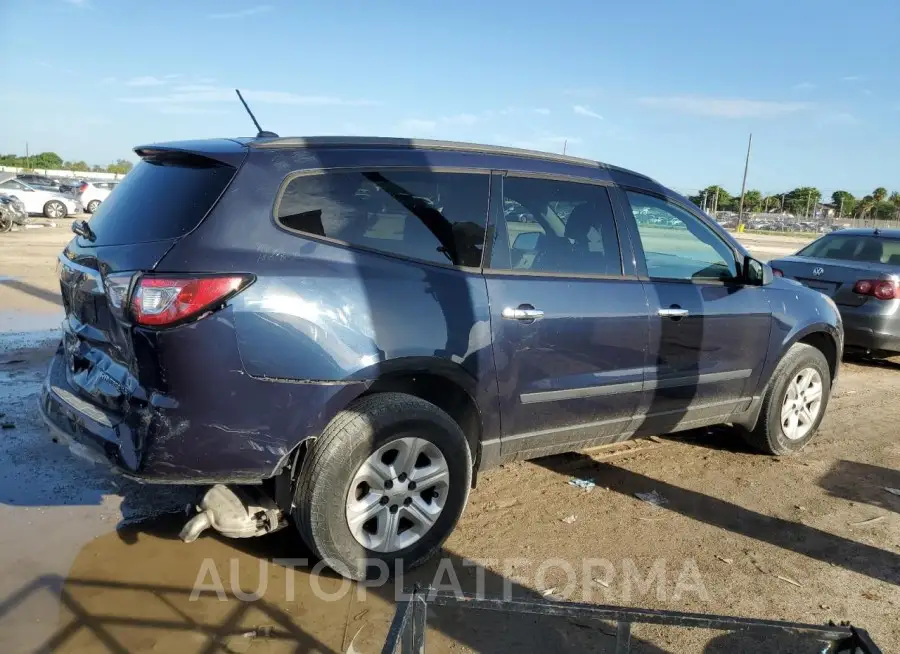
<box><xmin>502</xmin><ymin>307</ymin><xmax>545</xmax><ymax>321</ymax></box>
<box><xmin>658</xmin><ymin>307</ymin><xmax>689</xmax><ymax>318</ymax></box>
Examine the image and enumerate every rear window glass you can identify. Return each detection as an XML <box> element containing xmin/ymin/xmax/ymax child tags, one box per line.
<box><xmin>798</xmin><ymin>235</ymin><xmax>900</xmax><ymax>265</ymax></box>
<box><xmin>276</xmin><ymin>170</ymin><xmax>489</xmax><ymax>267</ymax></box>
<box><xmin>85</xmin><ymin>155</ymin><xmax>235</xmax><ymax>246</ymax></box>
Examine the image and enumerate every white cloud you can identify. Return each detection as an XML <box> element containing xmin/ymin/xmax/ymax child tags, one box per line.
<box><xmin>171</xmin><ymin>84</ymin><xmax>219</xmax><ymax>93</ymax></box>
<box><xmin>396</xmin><ymin>119</ymin><xmax>438</xmax><ymax>134</ymax></box>
<box><xmin>118</xmin><ymin>86</ymin><xmax>380</xmax><ymax>107</ymax></box>
<box><xmin>793</xmin><ymin>82</ymin><xmax>817</xmax><ymax>91</ymax></box>
<box><xmin>573</xmin><ymin>105</ymin><xmax>603</xmax><ymax>120</ymax></box>
<box><xmin>638</xmin><ymin>95</ymin><xmax>810</xmax><ymax>118</ymax></box>
<box><xmin>862</xmin><ymin>89</ymin><xmax>873</xmax><ymax>96</ymax></box>
<box><xmin>815</xmin><ymin>112</ymin><xmax>859</xmax><ymax>127</ymax></box>
<box><xmin>100</xmin><ymin>76</ymin><xmax>117</xmax><ymax>85</ymax></box>
<box><xmin>198</xmin><ymin>77</ymin><xmax>216</xmax><ymax>84</ymax></box>
<box><xmin>483</xmin><ymin>107</ymin><xmax>551</xmax><ymax>119</ymax></box>
<box><xmin>441</xmin><ymin>113</ymin><xmax>479</xmax><ymax>126</ymax></box>
<box><xmin>841</xmin><ymin>75</ymin><xmax>862</xmax><ymax>82</ymax></box>
<box><xmin>208</xmin><ymin>5</ymin><xmax>271</xmax><ymax>20</ymax></box>
<box><xmin>63</xmin><ymin>0</ymin><xmax>88</xmax><ymax>6</ymax></box>
<box><xmin>126</xmin><ymin>76</ymin><xmax>169</xmax><ymax>87</ymax></box>
<box><xmin>164</xmin><ymin>73</ymin><xmax>183</xmax><ymax>80</ymax></box>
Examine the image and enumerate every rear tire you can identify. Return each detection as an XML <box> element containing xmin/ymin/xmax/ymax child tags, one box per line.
<box><xmin>43</xmin><ymin>200</ymin><xmax>67</xmax><ymax>219</ymax></box>
<box><xmin>292</xmin><ymin>392</ymin><xmax>472</xmax><ymax>580</ymax></box>
<box><xmin>741</xmin><ymin>343</ymin><xmax>831</xmax><ymax>455</ymax></box>
<box><xmin>87</xmin><ymin>200</ymin><xmax>100</xmax><ymax>213</ymax></box>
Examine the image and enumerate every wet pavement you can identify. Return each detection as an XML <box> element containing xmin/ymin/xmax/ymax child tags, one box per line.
<box><xmin>0</xmin><ymin>330</ymin><xmax>196</xmax><ymax>653</ymax></box>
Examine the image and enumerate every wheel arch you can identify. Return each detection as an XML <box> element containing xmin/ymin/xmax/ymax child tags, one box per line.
<box><xmin>269</xmin><ymin>356</ymin><xmax>486</xmax><ymax>499</ymax></box>
<box><xmin>783</xmin><ymin>324</ymin><xmax>841</xmax><ymax>383</ymax></box>
<box><xmin>361</xmin><ymin>357</ymin><xmax>484</xmax><ymax>473</ymax></box>
<box><xmin>735</xmin><ymin>323</ymin><xmax>840</xmax><ymax>432</ymax></box>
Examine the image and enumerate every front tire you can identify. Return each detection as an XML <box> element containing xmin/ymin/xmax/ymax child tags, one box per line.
<box><xmin>43</xmin><ymin>200</ymin><xmax>67</xmax><ymax>219</ymax></box>
<box><xmin>292</xmin><ymin>392</ymin><xmax>472</xmax><ymax>580</ymax></box>
<box><xmin>87</xmin><ymin>200</ymin><xmax>101</xmax><ymax>213</ymax></box>
<box><xmin>741</xmin><ymin>343</ymin><xmax>831</xmax><ymax>455</ymax></box>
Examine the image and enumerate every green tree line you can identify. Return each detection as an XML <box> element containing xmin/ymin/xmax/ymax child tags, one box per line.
<box><xmin>689</xmin><ymin>185</ymin><xmax>900</xmax><ymax>221</ymax></box>
<box><xmin>0</xmin><ymin>151</ymin><xmax>133</xmax><ymax>175</ymax></box>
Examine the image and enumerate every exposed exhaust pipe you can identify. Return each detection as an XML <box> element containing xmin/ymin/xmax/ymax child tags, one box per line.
<box><xmin>180</xmin><ymin>484</ymin><xmax>286</xmax><ymax>543</ymax></box>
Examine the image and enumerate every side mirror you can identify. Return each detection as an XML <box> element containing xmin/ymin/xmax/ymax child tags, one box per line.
<box><xmin>744</xmin><ymin>256</ymin><xmax>774</xmax><ymax>286</ymax></box>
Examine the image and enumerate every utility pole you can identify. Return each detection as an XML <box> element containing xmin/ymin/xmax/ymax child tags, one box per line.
<box><xmin>701</xmin><ymin>191</ymin><xmax>708</xmax><ymax>212</ymax></box>
<box><xmin>805</xmin><ymin>190</ymin><xmax>812</xmax><ymax>219</ymax></box>
<box><xmin>737</xmin><ymin>133</ymin><xmax>753</xmax><ymax>230</ymax></box>
<box><xmin>838</xmin><ymin>197</ymin><xmax>844</xmax><ymax>220</ymax></box>
<box><xmin>562</xmin><ymin>139</ymin><xmax>567</xmax><ymax>155</ymax></box>
<box><xmin>25</xmin><ymin>141</ymin><xmax>30</xmax><ymax>171</ymax></box>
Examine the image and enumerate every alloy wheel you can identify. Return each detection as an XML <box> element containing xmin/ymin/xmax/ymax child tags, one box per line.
<box><xmin>345</xmin><ymin>437</ymin><xmax>450</xmax><ymax>553</ymax></box>
<box><xmin>780</xmin><ymin>367</ymin><xmax>824</xmax><ymax>440</ymax></box>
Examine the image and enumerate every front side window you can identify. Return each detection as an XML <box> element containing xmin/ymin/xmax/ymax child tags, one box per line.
<box><xmin>492</xmin><ymin>177</ymin><xmax>621</xmax><ymax>276</ymax></box>
<box><xmin>798</xmin><ymin>234</ymin><xmax>900</xmax><ymax>265</ymax></box>
<box><xmin>0</xmin><ymin>180</ymin><xmax>25</xmax><ymax>190</ymax></box>
<box><xmin>624</xmin><ymin>191</ymin><xmax>738</xmax><ymax>281</ymax></box>
<box><xmin>276</xmin><ymin>170</ymin><xmax>489</xmax><ymax>268</ymax></box>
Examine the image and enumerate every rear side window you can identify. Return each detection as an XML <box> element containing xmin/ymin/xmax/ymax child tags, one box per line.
<box><xmin>798</xmin><ymin>235</ymin><xmax>900</xmax><ymax>265</ymax></box>
<box><xmin>491</xmin><ymin>177</ymin><xmax>621</xmax><ymax>276</ymax></box>
<box><xmin>276</xmin><ymin>170</ymin><xmax>489</xmax><ymax>268</ymax></box>
<box><xmin>85</xmin><ymin>155</ymin><xmax>235</xmax><ymax>246</ymax></box>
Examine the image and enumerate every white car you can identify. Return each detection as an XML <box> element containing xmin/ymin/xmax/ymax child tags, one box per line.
<box><xmin>0</xmin><ymin>174</ymin><xmax>81</xmax><ymax>218</ymax></box>
<box><xmin>77</xmin><ymin>180</ymin><xmax>118</xmax><ymax>213</ymax></box>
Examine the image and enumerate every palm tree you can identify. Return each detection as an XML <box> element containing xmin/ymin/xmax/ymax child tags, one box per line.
<box><xmin>873</xmin><ymin>187</ymin><xmax>888</xmax><ymax>203</ymax></box>
<box><xmin>890</xmin><ymin>191</ymin><xmax>900</xmax><ymax>221</ymax></box>
<box><xmin>855</xmin><ymin>195</ymin><xmax>875</xmax><ymax>221</ymax></box>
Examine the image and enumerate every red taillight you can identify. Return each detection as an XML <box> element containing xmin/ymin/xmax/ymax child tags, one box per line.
<box><xmin>130</xmin><ymin>275</ymin><xmax>251</xmax><ymax>326</ymax></box>
<box><xmin>79</xmin><ymin>182</ymin><xmax>88</xmax><ymax>193</ymax></box>
<box><xmin>853</xmin><ymin>279</ymin><xmax>898</xmax><ymax>301</ymax></box>
<box><xmin>772</xmin><ymin>268</ymin><xmax>784</xmax><ymax>277</ymax></box>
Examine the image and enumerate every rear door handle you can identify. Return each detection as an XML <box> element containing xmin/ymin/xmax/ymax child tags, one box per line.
<box><xmin>658</xmin><ymin>307</ymin><xmax>689</xmax><ymax>319</ymax></box>
<box><xmin>502</xmin><ymin>306</ymin><xmax>545</xmax><ymax>322</ymax></box>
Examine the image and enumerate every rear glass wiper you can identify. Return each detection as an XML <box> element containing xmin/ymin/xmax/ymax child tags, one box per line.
<box><xmin>72</xmin><ymin>218</ymin><xmax>96</xmax><ymax>242</ymax></box>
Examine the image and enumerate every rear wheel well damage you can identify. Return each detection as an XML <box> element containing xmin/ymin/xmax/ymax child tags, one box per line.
<box><xmin>272</xmin><ymin>372</ymin><xmax>484</xmax><ymax>512</ymax></box>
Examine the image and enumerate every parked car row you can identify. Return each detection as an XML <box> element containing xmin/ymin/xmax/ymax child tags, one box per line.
<box><xmin>0</xmin><ymin>173</ymin><xmax>121</xmax><ymax>219</ymax></box>
<box><xmin>0</xmin><ymin>173</ymin><xmax>81</xmax><ymax>218</ymax></box>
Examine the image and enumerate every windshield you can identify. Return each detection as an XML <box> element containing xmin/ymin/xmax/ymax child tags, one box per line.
<box><xmin>798</xmin><ymin>234</ymin><xmax>900</xmax><ymax>265</ymax></box>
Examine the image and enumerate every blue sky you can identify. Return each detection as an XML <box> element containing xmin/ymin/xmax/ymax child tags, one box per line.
<box><xmin>3</xmin><ymin>0</ymin><xmax>899</xmax><ymax>197</ymax></box>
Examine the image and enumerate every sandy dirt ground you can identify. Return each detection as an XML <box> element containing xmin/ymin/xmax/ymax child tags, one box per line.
<box><xmin>1</xmin><ymin>224</ymin><xmax>897</xmax><ymax>653</ymax></box>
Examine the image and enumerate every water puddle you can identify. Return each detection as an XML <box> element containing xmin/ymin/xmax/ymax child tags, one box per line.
<box><xmin>10</xmin><ymin>515</ymin><xmax>601</xmax><ymax>653</ymax></box>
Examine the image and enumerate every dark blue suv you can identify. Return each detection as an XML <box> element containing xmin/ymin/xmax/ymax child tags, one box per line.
<box><xmin>41</xmin><ymin>137</ymin><xmax>843</xmax><ymax>578</ymax></box>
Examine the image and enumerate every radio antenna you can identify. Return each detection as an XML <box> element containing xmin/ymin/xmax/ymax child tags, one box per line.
<box><xmin>235</xmin><ymin>89</ymin><xmax>279</xmax><ymax>138</ymax></box>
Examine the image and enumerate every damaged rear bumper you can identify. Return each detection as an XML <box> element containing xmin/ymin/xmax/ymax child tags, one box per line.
<box><xmin>40</xmin><ymin>345</ymin><xmax>369</xmax><ymax>484</ymax></box>
<box><xmin>41</xmin><ymin>348</ymin><xmax>144</xmax><ymax>475</ymax></box>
